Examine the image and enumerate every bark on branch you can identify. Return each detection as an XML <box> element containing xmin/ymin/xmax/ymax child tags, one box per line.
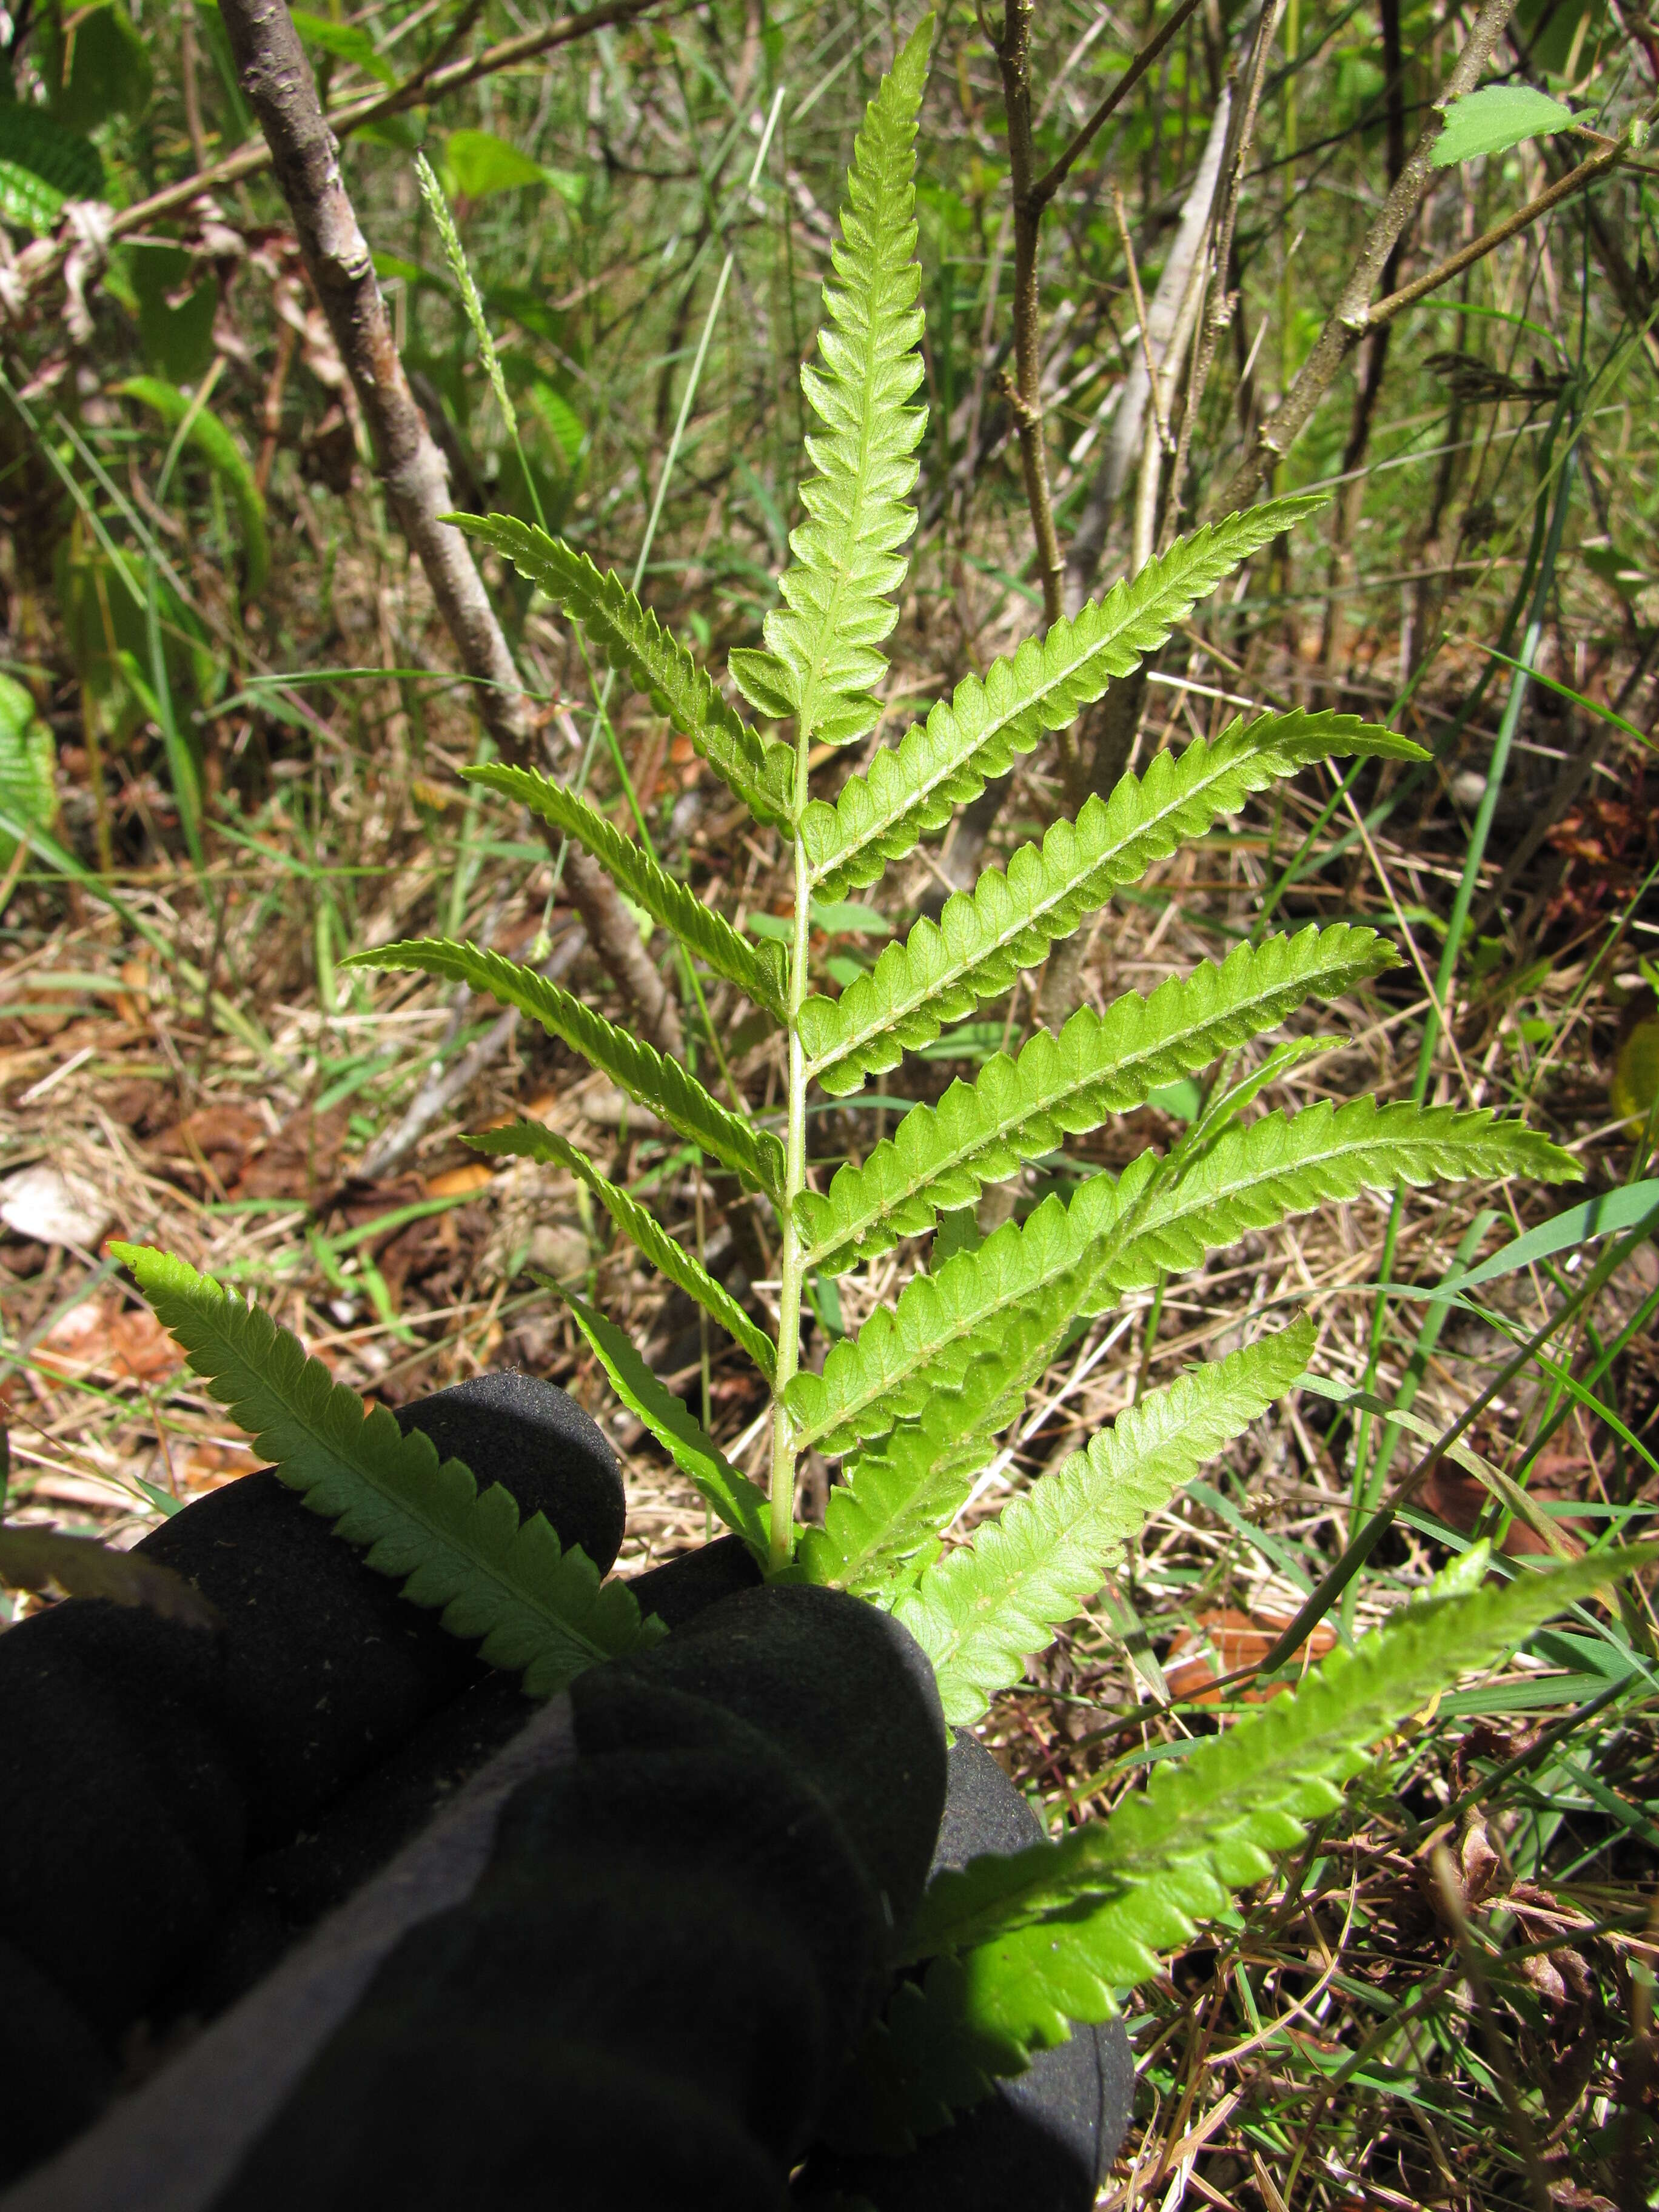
<box><xmin>1209</xmin><ymin>0</ymin><xmax>1520</xmax><ymax>517</ymax></box>
<box><xmin>216</xmin><ymin>0</ymin><xmax>683</xmax><ymax>1061</ymax></box>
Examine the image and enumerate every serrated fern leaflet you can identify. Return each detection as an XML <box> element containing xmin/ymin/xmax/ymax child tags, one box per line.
<box><xmin>799</xmin><ymin>925</ymin><xmax>1395</xmax><ymax>1271</ymax></box>
<box><xmin>112</xmin><ymin>1244</ymin><xmax>660</xmax><ymax>1697</ymax></box>
<box><xmin>450</xmin><ymin>513</ymin><xmax>796</xmax><ymax>827</ymax></box>
<box><xmin>469</xmin><ymin>1121</ymin><xmax>777</xmax><ymax>1380</ymax></box>
<box><xmin>1083</xmin><ymin>1099</ymin><xmax>1576</xmax><ymax>1306</ymax></box>
<box><xmin>756</xmin><ymin>16</ymin><xmax>931</xmax><ymax>748</ymax></box>
<box><xmin>799</xmin><ymin>712</ymin><xmax>1427</xmax><ymax>1095</ymax></box>
<box><xmin>897</xmin><ymin>1321</ymin><xmax>1315</xmax><ymax>1724</ymax></box>
<box><xmin>802</xmin><ymin>494</ymin><xmax>1330</xmax><ymax>897</ymax></box>
<box><xmin>463</xmin><ymin>762</ymin><xmax>787</xmax><ymax>1017</ymax></box>
<box><xmin>343</xmin><ymin>936</ymin><xmax>785</xmax><ymax>1199</ymax></box>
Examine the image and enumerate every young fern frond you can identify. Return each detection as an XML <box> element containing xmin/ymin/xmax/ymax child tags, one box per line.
<box><xmin>797</xmin><ymin>925</ymin><xmax>1396</xmax><ymax>1272</ymax></box>
<box><xmin>118</xmin><ymin>33</ymin><xmax>1607</xmax><ymax>2161</ymax></box>
<box><xmin>343</xmin><ymin>937</ymin><xmax>785</xmax><ymax>1199</ymax></box>
<box><xmin>468</xmin><ymin>1121</ymin><xmax>777</xmax><ymax>1381</ymax></box>
<box><xmin>450</xmin><ymin>513</ymin><xmax>797</xmax><ymax>827</ymax></box>
<box><xmin>463</xmin><ymin>763</ymin><xmax>788</xmax><ymax>1017</ymax></box>
<box><xmin>799</xmin><ymin>711</ymin><xmax>1426</xmax><ymax>1096</ymax></box>
<box><xmin>896</xmin><ymin>1321</ymin><xmax>1316</xmax><ymax>1725</ymax></box>
<box><xmin>739</xmin><ymin>17</ymin><xmax>931</xmax><ymax>748</ymax></box>
<box><xmin>112</xmin><ymin>1244</ymin><xmax>661</xmax><ymax>1696</ymax></box>
<box><xmin>801</xmin><ymin>493</ymin><xmax>1327</xmax><ymax>897</ymax></box>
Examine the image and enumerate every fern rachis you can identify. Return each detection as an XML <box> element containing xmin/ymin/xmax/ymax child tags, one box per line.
<box><xmin>118</xmin><ymin>19</ymin><xmax>1627</xmax><ymax>2163</ymax></box>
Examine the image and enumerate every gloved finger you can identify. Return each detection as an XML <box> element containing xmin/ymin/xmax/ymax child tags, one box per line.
<box><xmin>0</xmin><ymin>1373</ymin><xmax>620</xmax><ymax>2119</ymax></box>
<box><xmin>796</xmin><ymin>1732</ymin><xmax>1136</xmax><ymax>2211</ymax></box>
<box><xmin>3</xmin><ymin>1586</ymin><xmax>950</xmax><ymax>2212</ymax></box>
<box><xmin>183</xmin><ymin>1534</ymin><xmax>763</xmax><ymax>2019</ymax></box>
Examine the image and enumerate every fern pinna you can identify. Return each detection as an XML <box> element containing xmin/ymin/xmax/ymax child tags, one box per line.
<box><xmin>121</xmin><ymin>15</ymin><xmax>1639</xmax><ymax>2150</ymax></box>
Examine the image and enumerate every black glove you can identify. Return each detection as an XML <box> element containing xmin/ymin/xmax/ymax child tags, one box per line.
<box><xmin>0</xmin><ymin>1374</ymin><xmax>1131</xmax><ymax>2208</ymax></box>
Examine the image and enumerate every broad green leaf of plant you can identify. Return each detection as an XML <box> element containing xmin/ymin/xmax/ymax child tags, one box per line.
<box><xmin>0</xmin><ymin>676</ymin><xmax>58</xmax><ymax>865</ymax></box>
<box><xmin>0</xmin><ymin>107</ymin><xmax>102</xmax><ymax>234</ymax></box>
<box><xmin>555</xmin><ymin>1284</ymin><xmax>771</xmax><ymax>1563</ymax></box>
<box><xmin>113</xmin><ymin>1245</ymin><xmax>661</xmax><ymax>1696</ymax></box>
<box><xmin>343</xmin><ymin>937</ymin><xmax>785</xmax><ymax>1200</ymax></box>
<box><xmin>897</xmin><ymin>1321</ymin><xmax>1315</xmax><ymax>1725</ymax></box>
<box><xmin>116</xmin><ymin>378</ymin><xmax>270</xmax><ymax>601</ymax></box>
<box><xmin>472</xmin><ymin>1121</ymin><xmax>777</xmax><ymax>1381</ymax></box>
<box><xmin>290</xmin><ymin>8</ymin><xmax>396</xmax><ymax>85</ymax></box>
<box><xmin>1432</xmin><ymin>84</ymin><xmax>1577</xmax><ymax>167</ymax></box>
<box><xmin>444</xmin><ymin>129</ymin><xmax>562</xmax><ymax>199</ymax></box>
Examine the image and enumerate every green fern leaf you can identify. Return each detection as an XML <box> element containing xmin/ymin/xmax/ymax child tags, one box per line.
<box><xmin>555</xmin><ymin>1284</ymin><xmax>771</xmax><ymax>1561</ymax></box>
<box><xmin>469</xmin><ymin>1121</ymin><xmax>776</xmax><ymax>1381</ymax></box>
<box><xmin>449</xmin><ymin>514</ymin><xmax>796</xmax><ymax>827</ymax></box>
<box><xmin>462</xmin><ymin>762</ymin><xmax>787</xmax><ymax>1017</ymax></box>
<box><xmin>904</xmin><ymin>1541</ymin><xmax>1655</xmax><ymax>2068</ymax></box>
<box><xmin>896</xmin><ymin>1322</ymin><xmax>1315</xmax><ymax>1726</ymax></box>
<box><xmin>344</xmin><ymin>937</ymin><xmax>785</xmax><ymax>1200</ymax></box>
<box><xmin>792</xmin><ymin>1373</ymin><xmax>1014</xmax><ymax>1597</ymax></box>
<box><xmin>802</xmin><ymin>495</ymin><xmax>1329</xmax><ymax>896</ymax></box>
<box><xmin>112</xmin><ymin>1243</ymin><xmax>660</xmax><ymax>1696</ymax></box>
<box><xmin>785</xmin><ymin>1179</ymin><xmax>1120</xmax><ymax>1458</ymax></box>
<box><xmin>798</xmin><ymin>925</ymin><xmax>1394</xmax><ymax>1271</ymax></box>
<box><xmin>799</xmin><ymin>712</ymin><xmax>1426</xmax><ymax>1096</ymax></box>
<box><xmin>761</xmin><ymin>17</ymin><xmax>933</xmax><ymax>746</ymax></box>
<box><xmin>1085</xmin><ymin>1099</ymin><xmax>1578</xmax><ymax>1307</ymax></box>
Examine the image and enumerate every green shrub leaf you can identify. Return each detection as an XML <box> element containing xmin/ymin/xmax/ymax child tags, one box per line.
<box><xmin>1432</xmin><ymin>85</ymin><xmax>1576</xmax><ymax>168</ymax></box>
<box><xmin>112</xmin><ymin>1244</ymin><xmax>660</xmax><ymax>1696</ymax></box>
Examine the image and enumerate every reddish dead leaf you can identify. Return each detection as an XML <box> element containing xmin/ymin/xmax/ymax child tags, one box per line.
<box><xmin>1164</xmin><ymin>1609</ymin><xmax>1338</xmax><ymax>1704</ymax></box>
<box><xmin>235</xmin><ymin>1107</ymin><xmax>350</xmax><ymax>1201</ymax></box>
<box><xmin>424</xmin><ymin>1162</ymin><xmax>494</xmax><ymax>1199</ymax></box>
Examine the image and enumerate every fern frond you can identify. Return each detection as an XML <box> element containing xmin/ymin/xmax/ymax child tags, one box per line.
<box><xmin>555</xmin><ymin>1285</ymin><xmax>771</xmax><ymax>1561</ymax></box>
<box><xmin>112</xmin><ymin>1244</ymin><xmax>660</xmax><ymax>1696</ymax></box>
<box><xmin>757</xmin><ymin>17</ymin><xmax>932</xmax><ymax>747</ymax></box>
<box><xmin>449</xmin><ymin>514</ymin><xmax>796</xmax><ymax>827</ymax></box>
<box><xmin>344</xmin><ymin>937</ymin><xmax>785</xmax><ymax>1199</ymax></box>
<box><xmin>469</xmin><ymin>1122</ymin><xmax>776</xmax><ymax>1381</ymax></box>
<box><xmin>835</xmin><ymin>1541</ymin><xmax>1654</xmax><ymax>2150</ymax></box>
<box><xmin>896</xmin><ymin>1322</ymin><xmax>1315</xmax><ymax>1726</ymax></box>
<box><xmin>462</xmin><ymin>763</ymin><xmax>787</xmax><ymax>1017</ymax></box>
<box><xmin>792</xmin><ymin>1369</ymin><xmax>1016</xmax><ymax>1597</ymax></box>
<box><xmin>799</xmin><ymin>712</ymin><xmax>1426</xmax><ymax>1095</ymax></box>
<box><xmin>899</xmin><ymin>1543</ymin><xmax>1655</xmax><ymax>2080</ymax></box>
<box><xmin>798</xmin><ymin>926</ymin><xmax>1393</xmax><ymax>1271</ymax></box>
<box><xmin>1085</xmin><ymin>1099</ymin><xmax>1577</xmax><ymax>1307</ymax></box>
<box><xmin>802</xmin><ymin>495</ymin><xmax>1329</xmax><ymax>896</ymax></box>
<box><xmin>783</xmin><ymin>1173</ymin><xmax>1141</xmax><ymax>1458</ymax></box>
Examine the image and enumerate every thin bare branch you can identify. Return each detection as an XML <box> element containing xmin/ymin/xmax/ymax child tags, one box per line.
<box><xmin>216</xmin><ymin>0</ymin><xmax>684</xmax><ymax>1058</ymax></box>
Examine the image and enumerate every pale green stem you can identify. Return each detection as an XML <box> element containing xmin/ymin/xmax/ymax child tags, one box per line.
<box><xmin>769</xmin><ymin>759</ymin><xmax>813</xmax><ymax>1569</ymax></box>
